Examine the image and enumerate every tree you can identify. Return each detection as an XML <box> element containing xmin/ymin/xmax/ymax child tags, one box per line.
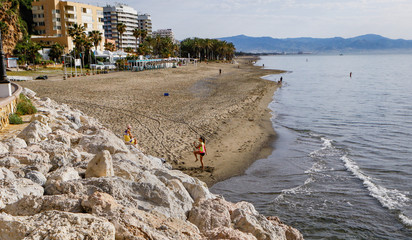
<box><xmin>180</xmin><ymin>38</ymin><xmax>235</xmax><ymax>61</ymax></box>
<box><xmin>140</xmin><ymin>29</ymin><xmax>148</xmax><ymax>44</ymax></box>
<box><xmin>124</xmin><ymin>47</ymin><xmax>134</xmax><ymax>54</ymax></box>
<box><xmin>13</xmin><ymin>39</ymin><xmax>41</xmax><ymax>64</ymax></box>
<box><xmin>88</xmin><ymin>30</ymin><xmax>102</xmax><ymax>51</ymax></box>
<box><xmin>104</xmin><ymin>42</ymin><xmax>116</xmax><ymax>51</ymax></box>
<box><xmin>116</xmin><ymin>23</ymin><xmax>126</xmax><ymax>51</ymax></box>
<box><xmin>48</xmin><ymin>42</ymin><xmax>64</xmax><ymax>63</ymax></box>
<box><xmin>132</xmin><ymin>28</ymin><xmax>141</xmax><ymax>53</ymax></box>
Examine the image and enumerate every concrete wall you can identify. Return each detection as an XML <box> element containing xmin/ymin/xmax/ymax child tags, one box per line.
<box><xmin>0</xmin><ymin>83</ymin><xmax>22</xmax><ymax>130</ymax></box>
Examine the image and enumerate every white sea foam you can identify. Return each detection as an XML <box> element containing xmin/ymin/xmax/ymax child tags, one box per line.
<box><xmin>321</xmin><ymin>137</ymin><xmax>333</xmax><ymax>148</ymax></box>
<box><xmin>341</xmin><ymin>155</ymin><xmax>410</xmax><ymax>210</ymax></box>
<box><xmin>399</xmin><ymin>213</ymin><xmax>412</xmax><ymax>227</ymax></box>
<box><xmin>309</xmin><ymin>137</ymin><xmax>334</xmax><ymax>158</ymax></box>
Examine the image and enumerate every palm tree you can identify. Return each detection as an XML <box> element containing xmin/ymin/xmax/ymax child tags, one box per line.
<box><xmin>104</xmin><ymin>42</ymin><xmax>116</xmax><ymax>51</ymax></box>
<box><xmin>140</xmin><ymin>29</ymin><xmax>148</xmax><ymax>44</ymax></box>
<box><xmin>67</xmin><ymin>24</ymin><xmax>86</xmax><ymax>58</ymax></box>
<box><xmin>116</xmin><ymin>23</ymin><xmax>127</xmax><ymax>51</ymax></box>
<box><xmin>67</xmin><ymin>23</ymin><xmax>85</xmax><ymax>39</ymax></box>
<box><xmin>132</xmin><ymin>28</ymin><xmax>141</xmax><ymax>53</ymax></box>
<box><xmin>88</xmin><ymin>30</ymin><xmax>102</xmax><ymax>51</ymax></box>
<box><xmin>48</xmin><ymin>42</ymin><xmax>64</xmax><ymax>62</ymax></box>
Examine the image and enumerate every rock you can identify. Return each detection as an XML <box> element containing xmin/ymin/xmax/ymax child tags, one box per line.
<box><xmin>0</xmin><ymin>142</ymin><xmax>8</xmax><ymax>155</ymax></box>
<box><xmin>82</xmin><ymin>192</ymin><xmax>202</xmax><ymax>240</ymax></box>
<box><xmin>231</xmin><ymin>201</ymin><xmax>291</xmax><ymax>240</ymax></box>
<box><xmin>267</xmin><ymin>216</ymin><xmax>304</xmax><ymax>240</ymax></box>
<box><xmin>0</xmin><ymin>156</ymin><xmax>20</xmax><ymax>169</ymax></box>
<box><xmin>112</xmin><ymin>157</ymin><xmax>144</xmax><ymax>181</ymax></box>
<box><xmin>30</xmin><ymin>114</ymin><xmax>50</xmax><ymax>126</ymax></box>
<box><xmin>85</xmin><ymin>150</ymin><xmax>114</xmax><ymax>178</ymax></box>
<box><xmin>78</xmin><ymin>129</ymin><xmax>129</xmax><ymax>154</ymax></box>
<box><xmin>45</xmin><ymin>175</ymin><xmax>193</xmax><ymax>219</ymax></box>
<box><xmin>0</xmin><ymin>210</ymin><xmax>115</xmax><ymax>240</ymax></box>
<box><xmin>205</xmin><ymin>226</ymin><xmax>258</xmax><ymax>240</ymax></box>
<box><xmin>37</xmin><ymin>140</ymin><xmax>71</xmax><ymax>170</ymax></box>
<box><xmin>25</xmin><ymin>170</ymin><xmax>47</xmax><ymax>186</ymax></box>
<box><xmin>3</xmin><ymin>195</ymin><xmax>83</xmax><ymax>216</ymax></box>
<box><xmin>3</xmin><ymin>137</ymin><xmax>27</xmax><ymax>151</ymax></box>
<box><xmin>22</xmin><ymin>87</ymin><xmax>36</xmax><ymax>98</ymax></box>
<box><xmin>188</xmin><ymin>197</ymin><xmax>232</xmax><ymax>232</ymax></box>
<box><xmin>17</xmin><ymin>120</ymin><xmax>52</xmax><ymax>144</ymax></box>
<box><xmin>0</xmin><ymin>178</ymin><xmax>44</xmax><ymax>209</ymax></box>
<box><xmin>153</xmin><ymin>168</ymin><xmax>214</xmax><ymax>202</ymax></box>
<box><xmin>9</xmin><ymin>145</ymin><xmax>51</xmax><ymax>175</ymax></box>
<box><xmin>189</xmin><ymin>198</ymin><xmax>302</xmax><ymax>240</ymax></box>
<box><xmin>0</xmin><ymin>167</ymin><xmax>15</xmax><ymax>180</ymax></box>
<box><xmin>46</xmin><ymin>167</ymin><xmax>80</xmax><ymax>184</ymax></box>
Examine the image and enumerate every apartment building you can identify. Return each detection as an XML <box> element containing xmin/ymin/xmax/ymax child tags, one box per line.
<box><xmin>103</xmin><ymin>5</ymin><xmax>139</xmax><ymax>50</ymax></box>
<box><xmin>152</xmin><ymin>29</ymin><xmax>175</xmax><ymax>42</ymax></box>
<box><xmin>31</xmin><ymin>0</ymin><xmax>104</xmax><ymax>51</ymax></box>
<box><xmin>137</xmin><ymin>14</ymin><xmax>152</xmax><ymax>37</ymax></box>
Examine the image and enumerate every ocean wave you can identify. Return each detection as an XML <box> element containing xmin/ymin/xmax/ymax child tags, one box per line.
<box><xmin>399</xmin><ymin>213</ymin><xmax>412</xmax><ymax>227</ymax></box>
<box><xmin>341</xmin><ymin>155</ymin><xmax>410</xmax><ymax>211</ymax></box>
<box><xmin>309</xmin><ymin>137</ymin><xmax>335</xmax><ymax>158</ymax></box>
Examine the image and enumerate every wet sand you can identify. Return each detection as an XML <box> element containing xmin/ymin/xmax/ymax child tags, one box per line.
<box><xmin>20</xmin><ymin>57</ymin><xmax>284</xmax><ymax>186</ymax></box>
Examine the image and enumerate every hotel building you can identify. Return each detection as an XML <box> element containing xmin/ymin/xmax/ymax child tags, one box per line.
<box><xmin>31</xmin><ymin>0</ymin><xmax>104</xmax><ymax>51</ymax></box>
<box><xmin>103</xmin><ymin>5</ymin><xmax>139</xmax><ymax>50</ymax></box>
<box><xmin>137</xmin><ymin>14</ymin><xmax>152</xmax><ymax>37</ymax></box>
<box><xmin>152</xmin><ymin>29</ymin><xmax>175</xmax><ymax>42</ymax></box>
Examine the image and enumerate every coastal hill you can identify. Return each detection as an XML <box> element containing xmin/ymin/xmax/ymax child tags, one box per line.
<box><xmin>219</xmin><ymin>34</ymin><xmax>412</xmax><ymax>53</ymax></box>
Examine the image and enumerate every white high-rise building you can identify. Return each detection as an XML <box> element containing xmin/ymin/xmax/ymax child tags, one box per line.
<box><xmin>103</xmin><ymin>4</ymin><xmax>138</xmax><ymax>50</ymax></box>
<box><xmin>137</xmin><ymin>14</ymin><xmax>152</xmax><ymax>37</ymax></box>
<box><xmin>152</xmin><ymin>29</ymin><xmax>175</xmax><ymax>41</ymax></box>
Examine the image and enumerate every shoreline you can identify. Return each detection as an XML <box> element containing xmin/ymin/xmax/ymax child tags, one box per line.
<box><xmin>19</xmin><ymin>57</ymin><xmax>285</xmax><ymax>187</ymax></box>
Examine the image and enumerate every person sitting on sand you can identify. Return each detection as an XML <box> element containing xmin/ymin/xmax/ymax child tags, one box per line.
<box><xmin>124</xmin><ymin>125</ymin><xmax>137</xmax><ymax>145</ymax></box>
<box><xmin>193</xmin><ymin>136</ymin><xmax>207</xmax><ymax>170</ymax></box>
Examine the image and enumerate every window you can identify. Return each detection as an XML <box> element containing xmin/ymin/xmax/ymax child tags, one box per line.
<box><xmin>38</xmin><ymin>22</ymin><xmax>45</xmax><ymax>26</ymax></box>
<box><xmin>57</xmin><ymin>18</ymin><xmax>61</xmax><ymax>22</ymax></box>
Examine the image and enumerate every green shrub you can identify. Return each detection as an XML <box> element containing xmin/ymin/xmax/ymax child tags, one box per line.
<box><xmin>9</xmin><ymin>113</ymin><xmax>23</xmax><ymax>124</ymax></box>
<box><xmin>16</xmin><ymin>101</ymin><xmax>37</xmax><ymax>115</ymax></box>
<box><xmin>16</xmin><ymin>94</ymin><xmax>37</xmax><ymax>115</ymax></box>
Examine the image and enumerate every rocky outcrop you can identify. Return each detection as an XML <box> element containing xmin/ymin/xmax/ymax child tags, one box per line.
<box><xmin>0</xmin><ymin>89</ymin><xmax>304</xmax><ymax>239</ymax></box>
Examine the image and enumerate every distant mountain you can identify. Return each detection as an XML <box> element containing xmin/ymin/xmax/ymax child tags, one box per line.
<box><xmin>218</xmin><ymin>34</ymin><xmax>412</xmax><ymax>53</ymax></box>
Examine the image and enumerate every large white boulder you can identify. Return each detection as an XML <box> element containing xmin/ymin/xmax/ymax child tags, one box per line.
<box><xmin>85</xmin><ymin>150</ymin><xmax>114</xmax><ymax>178</ymax></box>
<box><xmin>3</xmin><ymin>195</ymin><xmax>83</xmax><ymax>216</ymax></box>
<box><xmin>0</xmin><ymin>210</ymin><xmax>115</xmax><ymax>240</ymax></box>
<box><xmin>17</xmin><ymin>120</ymin><xmax>52</xmax><ymax>144</ymax></box>
<box><xmin>46</xmin><ymin>167</ymin><xmax>80</xmax><ymax>184</ymax></box>
<box><xmin>82</xmin><ymin>192</ymin><xmax>202</xmax><ymax>240</ymax></box>
<box><xmin>78</xmin><ymin>129</ymin><xmax>129</xmax><ymax>154</ymax></box>
<box><xmin>0</xmin><ymin>177</ymin><xmax>44</xmax><ymax>209</ymax></box>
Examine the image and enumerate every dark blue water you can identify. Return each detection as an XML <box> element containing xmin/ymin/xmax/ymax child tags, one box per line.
<box><xmin>211</xmin><ymin>54</ymin><xmax>412</xmax><ymax>239</ymax></box>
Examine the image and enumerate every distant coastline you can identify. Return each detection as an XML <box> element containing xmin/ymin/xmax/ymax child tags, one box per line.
<box><xmin>219</xmin><ymin>34</ymin><xmax>412</xmax><ymax>54</ymax></box>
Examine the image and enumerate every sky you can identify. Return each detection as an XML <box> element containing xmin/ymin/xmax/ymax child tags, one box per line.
<box><xmin>78</xmin><ymin>0</ymin><xmax>412</xmax><ymax>40</ymax></box>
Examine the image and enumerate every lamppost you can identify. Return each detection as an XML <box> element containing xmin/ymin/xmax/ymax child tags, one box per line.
<box><xmin>0</xmin><ymin>30</ymin><xmax>12</xmax><ymax>97</ymax></box>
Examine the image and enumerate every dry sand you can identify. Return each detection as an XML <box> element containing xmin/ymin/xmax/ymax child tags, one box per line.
<box><xmin>19</xmin><ymin>57</ymin><xmax>284</xmax><ymax>186</ymax></box>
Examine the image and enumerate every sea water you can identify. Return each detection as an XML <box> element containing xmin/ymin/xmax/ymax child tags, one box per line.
<box><xmin>211</xmin><ymin>54</ymin><xmax>412</xmax><ymax>239</ymax></box>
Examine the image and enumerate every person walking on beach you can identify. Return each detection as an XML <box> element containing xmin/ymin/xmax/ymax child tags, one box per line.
<box><xmin>193</xmin><ymin>136</ymin><xmax>207</xmax><ymax>170</ymax></box>
<box><xmin>124</xmin><ymin>125</ymin><xmax>137</xmax><ymax>146</ymax></box>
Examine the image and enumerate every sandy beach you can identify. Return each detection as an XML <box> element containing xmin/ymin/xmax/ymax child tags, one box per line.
<box><xmin>19</xmin><ymin>57</ymin><xmax>284</xmax><ymax>186</ymax></box>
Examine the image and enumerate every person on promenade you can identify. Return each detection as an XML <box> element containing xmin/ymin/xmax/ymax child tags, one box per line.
<box><xmin>193</xmin><ymin>136</ymin><xmax>207</xmax><ymax>170</ymax></box>
<box><xmin>219</xmin><ymin>69</ymin><xmax>222</xmax><ymax>75</ymax></box>
<box><xmin>124</xmin><ymin>125</ymin><xmax>137</xmax><ymax>146</ymax></box>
